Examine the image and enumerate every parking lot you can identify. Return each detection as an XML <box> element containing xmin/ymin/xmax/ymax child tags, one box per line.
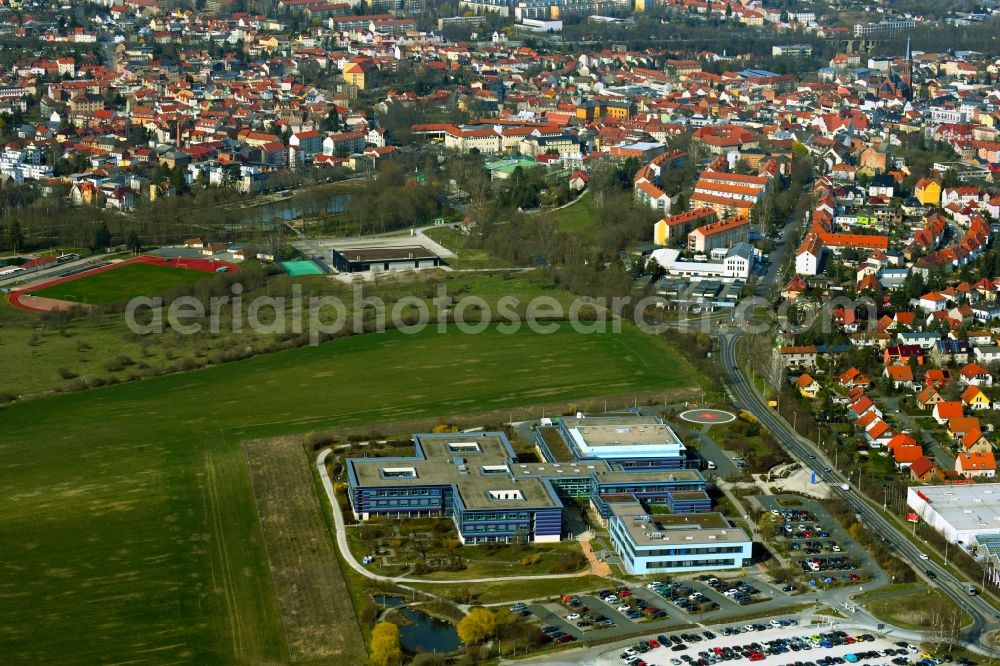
<box><xmin>527</xmin><ymin>576</ymin><xmax>791</xmax><ymax>644</ymax></box>
<box><xmin>594</xmin><ymin>621</ymin><xmax>936</xmax><ymax>666</ymax></box>
<box><xmin>756</xmin><ymin>496</ymin><xmax>885</xmax><ymax>589</ymax></box>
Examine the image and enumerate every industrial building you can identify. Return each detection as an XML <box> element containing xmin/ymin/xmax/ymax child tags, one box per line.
<box><xmin>907</xmin><ymin>483</ymin><xmax>1000</xmax><ymax>545</ymax></box>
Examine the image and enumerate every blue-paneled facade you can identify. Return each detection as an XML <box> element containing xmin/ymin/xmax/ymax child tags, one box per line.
<box><xmin>545</xmin><ymin>415</ymin><xmax>695</xmax><ymax>470</ymax></box>
<box><xmin>346</xmin><ymin>424</ymin><xmax>735</xmax><ymax>558</ymax></box>
<box><xmin>609</xmin><ymin>503</ymin><xmax>752</xmax><ymax>574</ymax></box>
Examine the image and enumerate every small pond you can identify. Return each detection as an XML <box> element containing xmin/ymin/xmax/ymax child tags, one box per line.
<box><xmin>396</xmin><ymin>606</ymin><xmax>462</xmax><ymax>654</ymax></box>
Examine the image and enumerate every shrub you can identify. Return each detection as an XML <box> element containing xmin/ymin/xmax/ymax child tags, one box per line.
<box><xmin>104</xmin><ymin>355</ymin><xmax>136</xmax><ymax>372</ymax></box>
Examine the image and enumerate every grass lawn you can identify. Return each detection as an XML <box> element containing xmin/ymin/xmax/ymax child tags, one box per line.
<box><xmin>0</xmin><ymin>324</ymin><xmax>699</xmax><ymax>662</ymax></box>
<box><xmin>551</xmin><ymin>192</ymin><xmax>599</xmax><ymax>235</ymax></box>
<box><xmin>245</xmin><ymin>437</ymin><xmax>366</xmax><ymax>661</ymax></box>
<box><xmin>410</xmin><ymin>575</ymin><xmax>608</xmax><ymax>605</ymax></box>
<box><xmin>422</xmin><ymin>226</ymin><xmax>525</xmax><ymax>269</ymax></box>
<box><xmin>31</xmin><ymin>262</ymin><xmax>213</xmax><ymax>304</ymax></box>
<box><xmin>857</xmin><ymin>584</ymin><xmax>971</xmax><ymax>632</ymax></box>
<box><xmin>346</xmin><ymin>521</ymin><xmax>588</xmax><ymax>579</ymax></box>
<box><xmin>1</xmin><ymin>271</ymin><xmax>585</xmax><ymax>399</ymax></box>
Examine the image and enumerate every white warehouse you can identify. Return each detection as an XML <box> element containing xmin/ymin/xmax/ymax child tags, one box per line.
<box><xmin>907</xmin><ymin>484</ymin><xmax>1000</xmax><ymax>546</ymax></box>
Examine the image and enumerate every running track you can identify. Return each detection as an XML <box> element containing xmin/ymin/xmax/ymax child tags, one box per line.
<box><xmin>7</xmin><ymin>255</ymin><xmax>239</xmax><ymax>313</ymax></box>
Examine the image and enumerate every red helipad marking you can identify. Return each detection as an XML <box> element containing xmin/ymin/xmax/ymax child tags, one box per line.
<box><xmin>679</xmin><ymin>409</ymin><xmax>736</xmax><ymax>425</ymax></box>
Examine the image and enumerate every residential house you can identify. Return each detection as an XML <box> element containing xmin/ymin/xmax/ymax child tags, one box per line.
<box><xmin>975</xmin><ymin>345</ymin><xmax>1000</xmax><ymax>365</ymax></box>
<box><xmin>955</xmin><ymin>451</ymin><xmax>997</xmax><ymax>478</ymax></box>
<box><xmin>909</xmin><ymin>456</ymin><xmax>943</xmax><ymax>483</ymax></box>
<box><xmin>961</xmin><ymin>386</ymin><xmax>992</xmax><ymax>410</ymax></box>
<box><xmin>967</xmin><ymin>330</ymin><xmax>996</xmax><ymax>347</ymax></box>
<box><xmin>776</xmin><ymin>345</ymin><xmax>818</xmax><ymax>369</ymax></box>
<box><xmin>948</xmin><ymin>416</ymin><xmax>981</xmax><ymax>440</ymax></box>
<box><xmin>960</xmin><ymin>428</ymin><xmax>993</xmax><ymax>454</ymax></box>
<box><xmin>850</xmin><ymin>395</ymin><xmax>881</xmax><ymax>419</ymax></box>
<box><xmin>342</xmin><ymin>60</ymin><xmax>378</xmax><ymax>89</ymax></box>
<box><xmin>883</xmin><ymin>345</ymin><xmax>924</xmax><ymax>366</ymax></box>
<box><xmin>915</xmin><ymin>386</ymin><xmax>944</xmax><ymax>409</ymax></box>
<box><xmin>935</xmin><ymin>339</ymin><xmax>971</xmax><ymax>364</ymax></box>
<box><xmin>918</xmin><ymin>292</ymin><xmax>949</xmax><ymax>312</ymax></box>
<box><xmin>864</xmin><ymin>417</ymin><xmax>894</xmax><ymax>447</ymax></box>
<box><xmin>841</xmin><ymin>367</ymin><xmax>872</xmax><ymax>389</ymax></box>
<box><xmin>897</xmin><ymin>331</ymin><xmax>940</xmax><ymax>350</ymax></box>
<box><xmin>893</xmin><ymin>444</ymin><xmax>925</xmax><ymax>469</ymax></box>
<box><xmin>795</xmin><ymin>233</ymin><xmax>824</xmax><ymax>276</ymax></box>
<box><xmin>932</xmin><ymin>401</ymin><xmax>964</xmax><ymax>425</ymax></box>
<box><xmin>915</xmin><ymin>178</ymin><xmax>942</xmax><ymax>206</ymax></box>
<box><xmin>923</xmin><ymin>368</ymin><xmax>952</xmax><ymax>389</ymax></box>
<box><xmin>884</xmin><ymin>364</ymin><xmax>915</xmax><ymax>390</ymax></box>
<box><xmin>797</xmin><ymin>373</ymin><xmax>820</xmax><ymax>399</ymax></box>
<box><xmin>959</xmin><ymin>362</ymin><xmax>993</xmax><ymax>387</ymax></box>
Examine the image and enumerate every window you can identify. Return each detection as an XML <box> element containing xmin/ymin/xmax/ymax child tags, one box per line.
<box><xmin>488</xmin><ymin>489</ymin><xmax>524</xmax><ymax>501</ymax></box>
<box><xmin>380</xmin><ymin>466</ymin><xmax>417</xmax><ymax>479</ymax></box>
<box><xmin>447</xmin><ymin>441</ymin><xmax>481</xmax><ymax>453</ymax></box>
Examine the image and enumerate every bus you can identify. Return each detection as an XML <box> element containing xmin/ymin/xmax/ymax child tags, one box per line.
<box><xmin>57</xmin><ymin>253</ymin><xmax>80</xmax><ymax>263</ymax></box>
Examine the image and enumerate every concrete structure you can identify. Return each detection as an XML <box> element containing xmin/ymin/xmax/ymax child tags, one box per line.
<box><xmin>906</xmin><ymin>483</ymin><xmax>1000</xmax><ymax>544</ymax></box>
<box><xmin>609</xmin><ymin>501</ymin><xmax>751</xmax><ymax>574</ymax></box>
<box><xmin>653</xmin><ymin>208</ymin><xmax>716</xmax><ymax>247</ymax></box>
<box><xmin>688</xmin><ymin>217</ymin><xmax>749</xmax><ymax>253</ymax></box>
<box><xmin>650</xmin><ymin>243</ymin><xmax>755</xmax><ymax>282</ymax></box>
<box><xmin>554</xmin><ymin>415</ymin><xmax>688</xmax><ymax>469</ymax></box>
<box><xmin>347</xmin><ymin>429</ymin><xmax>715</xmax><ymax>550</ymax></box>
<box><xmin>853</xmin><ymin>18</ymin><xmax>915</xmax><ymax>36</ymax></box>
<box><xmin>330</xmin><ymin>246</ymin><xmax>441</xmax><ymax>273</ymax></box>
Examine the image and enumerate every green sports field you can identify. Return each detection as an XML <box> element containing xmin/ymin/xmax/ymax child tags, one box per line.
<box><xmin>0</xmin><ymin>325</ymin><xmax>699</xmax><ymax>663</ymax></box>
<box><xmin>31</xmin><ymin>262</ymin><xmax>214</xmax><ymax>304</ymax></box>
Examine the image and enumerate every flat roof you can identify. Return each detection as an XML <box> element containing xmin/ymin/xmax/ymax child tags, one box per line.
<box><xmin>333</xmin><ymin>246</ymin><xmax>438</xmax><ymax>262</ymax></box>
<box><xmin>457</xmin><ymin>475</ymin><xmax>559</xmax><ymax>510</ymax></box>
<box><xmin>611</xmin><ymin>502</ymin><xmax>750</xmax><ymax>547</ymax></box>
<box><xmin>560</xmin><ymin>416</ymin><xmax>686</xmax><ymax>458</ymax></box>
<box><xmin>909</xmin><ymin>484</ymin><xmax>1000</xmax><ymax>533</ymax></box>
<box><xmin>572</xmin><ymin>423</ymin><xmax>681</xmax><ymax>447</ymax></box>
<box><xmin>595</xmin><ymin>469</ymin><xmax>702</xmax><ymax>484</ymax></box>
<box><xmin>349</xmin><ymin>433</ymin><xmax>562</xmax><ymax>510</ymax></box>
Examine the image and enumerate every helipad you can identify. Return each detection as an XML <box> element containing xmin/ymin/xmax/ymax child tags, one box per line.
<box><xmin>679</xmin><ymin>408</ymin><xmax>736</xmax><ymax>425</ymax></box>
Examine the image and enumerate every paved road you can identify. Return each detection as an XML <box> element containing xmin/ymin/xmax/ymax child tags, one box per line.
<box><xmin>0</xmin><ymin>253</ymin><xmax>114</xmax><ymax>289</ymax></box>
<box><xmin>719</xmin><ymin>330</ymin><xmax>1000</xmax><ymax>648</ymax></box>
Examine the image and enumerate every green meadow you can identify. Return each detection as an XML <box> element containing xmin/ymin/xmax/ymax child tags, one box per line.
<box><xmin>0</xmin><ymin>324</ymin><xmax>699</xmax><ymax>663</ymax></box>
<box><xmin>31</xmin><ymin>262</ymin><xmax>213</xmax><ymax>304</ymax></box>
